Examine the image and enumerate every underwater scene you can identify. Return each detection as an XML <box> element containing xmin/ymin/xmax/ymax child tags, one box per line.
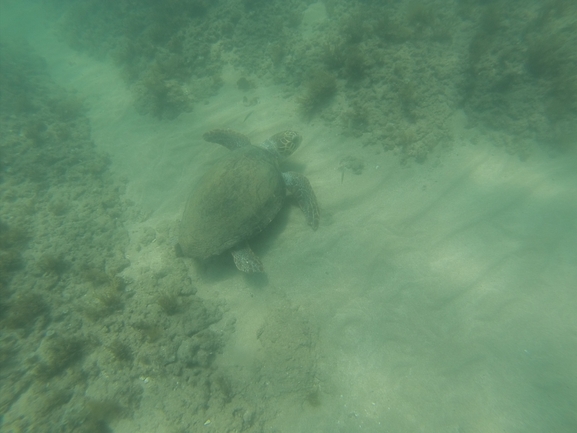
<box><xmin>1</xmin><ymin>1</ymin><xmax>576</xmax><ymax>432</ymax></box>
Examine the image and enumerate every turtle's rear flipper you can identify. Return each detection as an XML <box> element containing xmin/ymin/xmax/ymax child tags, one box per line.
<box><xmin>203</xmin><ymin>129</ymin><xmax>252</xmax><ymax>150</ymax></box>
<box><xmin>231</xmin><ymin>244</ymin><xmax>264</xmax><ymax>273</ymax></box>
<box><xmin>283</xmin><ymin>172</ymin><xmax>320</xmax><ymax>230</ymax></box>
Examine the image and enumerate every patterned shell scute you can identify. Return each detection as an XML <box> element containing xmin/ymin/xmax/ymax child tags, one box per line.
<box><xmin>179</xmin><ymin>145</ymin><xmax>285</xmax><ymax>259</ymax></box>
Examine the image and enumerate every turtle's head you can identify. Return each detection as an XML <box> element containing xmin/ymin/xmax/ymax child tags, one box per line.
<box><xmin>263</xmin><ymin>130</ymin><xmax>302</xmax><ymax>159</ymax></box>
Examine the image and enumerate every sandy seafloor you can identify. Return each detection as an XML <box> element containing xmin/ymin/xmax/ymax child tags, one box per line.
<box><xmin>1</xmin><ymin>2</ymin><xmax>577</xmax><ymax>433</ymax></box>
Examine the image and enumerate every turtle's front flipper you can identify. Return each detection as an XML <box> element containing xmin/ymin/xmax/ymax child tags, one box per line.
<box><xmin>231</xmin><ymin>244</ymin><xmax>264</xmax><ymax>273</ymax></box>
<box><xmin>203</xmin><ymin>129</ymin><xmax>252</xmax><ymax>150</ymax></box>
<box><xmin>283</xmin><ymin>172</ymin><xmax>320</xmax><ymax>230</ymax></box>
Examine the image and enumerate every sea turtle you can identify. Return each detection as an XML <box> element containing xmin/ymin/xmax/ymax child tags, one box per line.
<box><xmin>178</xmin><ymin>129</ymin><xmax>320</xmax><ymax>273</ymax></box>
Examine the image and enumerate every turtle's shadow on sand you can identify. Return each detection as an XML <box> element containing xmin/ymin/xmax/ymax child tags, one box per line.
<box><xmin>202</xmin><ymin>257</ymin><xmax>269</xmax><ymax>288</ymax></box>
